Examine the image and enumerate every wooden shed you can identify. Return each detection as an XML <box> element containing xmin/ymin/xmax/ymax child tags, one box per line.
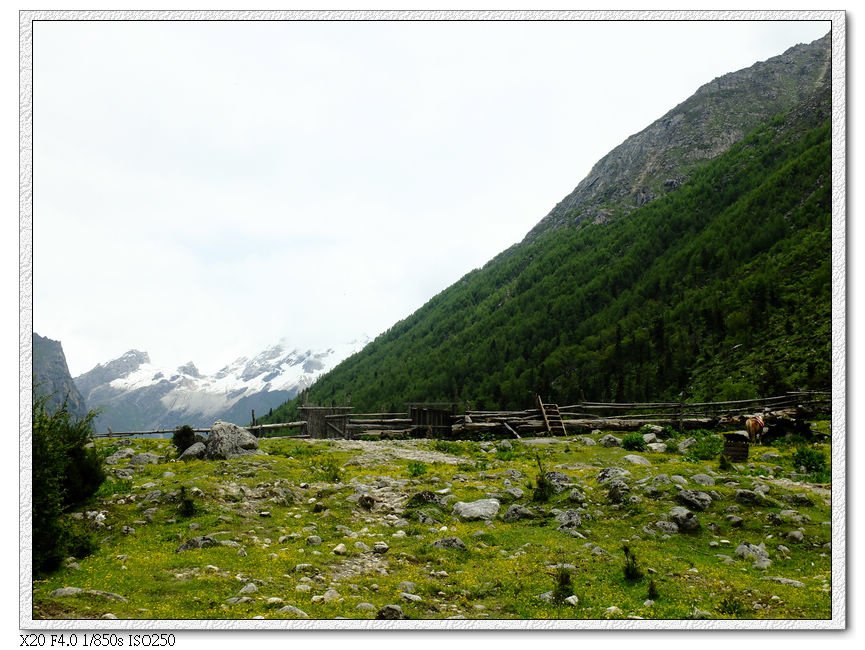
<box><xmin>408</xmin><ymin>403</ymin><xmax>456</xmax><ymax>438</ymax></box>
<box><xmin>299</xmin><ymin>406</ymin><xmax>353</xmax><ymax>439</ymax></box>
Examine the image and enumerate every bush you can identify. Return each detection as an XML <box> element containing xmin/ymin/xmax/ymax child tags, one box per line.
<box><xmin>178</xmin><ymin>486</ymin><xmax>197</xmax><ymax>518</ymax></box>
<box><xmin>622</xmin><ymin>432</ymin><xmax>647</xmax><ymax>451</ymax></box>
<box><xmin>172</xmin><ymin>425</ymin><xmax>196</xmax><ymax>454</ymax></box>
<box><xmin>552</xmin><ymin>566</ymin><xmax>574</xmax><ymax>604</ymax></box>
<box><xmin>407</xmin><ymin>461</ymin><xmax>428</xmax><ymax>477</ymax></box>
<box><xmin>683</xmin><ymin>435</ymin><xmax>724</xmax><ymax>461</ymax></box>
<box><xmin>793</xmin><ymin>446</ymin><xmax>827</xmax><ymax>475</ymax></box>
<box><xmin>32</xmin><ymin>397</ymin><xmax>105</xmax><ymax>577</ymax></box>
<box><xmin>622</xmin><ymin>545</ymin><xmax>644</xmax><ymax>582</ymax></box>
<box><xmin>531</xmin><ymin>454</ymin><xmax>554</xmax><ymax>503</ymax></box>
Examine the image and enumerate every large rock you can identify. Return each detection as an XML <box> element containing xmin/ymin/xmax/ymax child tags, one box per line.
<box><xmin>676</xmin><ymin>489</ymin><xmax>713</xmax><ymax>511</ymax></box>
<box><xmin>205</xmin><ymin>421</ymin><xmax>259</xmax><ymax>460</ymax></box>
<box><xmin>452</xmin><ymin>498</ymin><xmax>500</xmax><ymax>521</ymax></box>
<box><xmin>668</xmin><ymin>506</ymin><xmax>700</xmax><ymax>533</ymax></box>
<box><xmin>179</xmin><ymin>442</ymin><xmax>206</xmax><ymax>461</ymax></box>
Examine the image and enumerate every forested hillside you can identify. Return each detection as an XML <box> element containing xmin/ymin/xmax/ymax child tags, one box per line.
<box><xmin>264</xmin><ymin>80</ymin><xmax>831</xmax><ymax>422</ymax></box>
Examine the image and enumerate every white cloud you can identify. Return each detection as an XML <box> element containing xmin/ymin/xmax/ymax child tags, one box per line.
<box><xmin>30</xmin><ymin>17</ymin><xmax>831</xmax><ymax>376</ymax></box>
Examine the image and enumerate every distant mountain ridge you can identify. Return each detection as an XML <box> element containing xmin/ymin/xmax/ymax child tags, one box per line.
<box><xmin>74</xmin><ymin>339</ymin><xmax>369</xmax><ymax>432</ymax></box>
<box><xmin>33</xmin><ymin>333</ymin><xmax>88</xmax><ymax>418</ymax></box>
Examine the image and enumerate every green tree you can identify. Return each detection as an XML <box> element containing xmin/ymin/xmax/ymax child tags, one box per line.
<box><xmin>32</xmin><ymin>397</ymin><xmax>105</xmax><ymax>577</ymax></box>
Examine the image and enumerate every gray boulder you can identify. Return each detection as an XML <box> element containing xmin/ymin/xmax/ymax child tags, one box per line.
<box><xmin>599</xmin><ymin>434</ymin><xmax>622</xmax><ymax>447</ymax></box>
<box><xmin>129</xmin><ymin>452</ymin><xmax>161</xmax><ymax>466</ymax></box>
<box><xmin>104</xmin><ymin>447</ymin><xmax>135</xmax><ymax>465</ymax></box>
<box><xmin>205</xmin><ymin>421</ymin><xmax>259</xmax><ymax>460</ymax></box>
<box><xmin>432</xmin><ymin>537</ymin><xmax>468</xmax><ymax>551</ymax></box>
<box><xmin>606</xmin><ymin>479</ymin><xmax>630</xmax><ymax>504</ymax></box>
<box><xmin>503</xmin><ymin>504</ymin><xmax>540</xmax><ymax>522</ymax></box>
<box><xmin>179</xmin><ymin>442</ymin><xmax>206</xmax><ymax>461</ymax></box>
<box><xmin>555</xmin><ymin>510</ymin><xmax>582</xmax><ymax>530</ymax></box>
<box><xmin>622</xmin><ymin>454</ymin><xmax>651</xmax><ymax>466</ymax></box>
<box><xmin>676</xmin><ymin>489</ymin><xmax>713</xmax><ymax>511</ymax></box>
<box><xmin>453</xmin><ymin>498</ymin><xmax>500</xmax><ymax>521</ymax></box>
<box><xmin>668</xmin><ymin>506</ymin><xmax>700</xmax><ymax>533</ymax></box>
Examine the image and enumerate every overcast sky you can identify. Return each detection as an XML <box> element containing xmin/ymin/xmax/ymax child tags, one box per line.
<box><xmin>30</xmin><ymin>17</ymin><xmax>831</xmax><ymax>377</ymax></box>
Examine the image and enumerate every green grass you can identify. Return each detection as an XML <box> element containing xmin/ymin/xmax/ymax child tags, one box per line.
<box><xmin>32</xmin><ymin>432</ymin><xmax>833</xmax><ymax>621</ymax></box>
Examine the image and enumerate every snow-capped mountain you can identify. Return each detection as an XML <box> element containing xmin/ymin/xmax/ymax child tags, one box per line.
<box><xmin>74</xmin><ymin>338</ymin><xmax>370</xmax><ymax>432</ymax></box>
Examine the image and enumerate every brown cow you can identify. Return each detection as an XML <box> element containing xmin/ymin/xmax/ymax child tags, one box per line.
<box><xmin>745</xmin><ymin>415</ymin><xmax>765</xmax><ymax>444</ymax></box>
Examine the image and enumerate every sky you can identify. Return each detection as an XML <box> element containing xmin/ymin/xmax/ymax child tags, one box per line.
<box><xmin>30</xmin><ymin>17</ymin><xmax>831</xmax><ymax>377</ymax></box>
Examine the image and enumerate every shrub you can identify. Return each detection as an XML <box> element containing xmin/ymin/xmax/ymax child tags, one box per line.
<box><xmin>647</xmin><ymin>579</ymin><xmax>660</xmax><ymax>600</ymax></box>
<box><xmin>793</xmin><ymin>446</ymin><xmax>828</xmax><ymax>476</ymax></box>
<box><xmin>531</xmin><ymin>454</ymin><xmax>554</xmax><ymax>503</ymax></box>
<box><xmin>178</xmin><ymin>486</ymin><xmax>197</xmax><ymax>518</ymax></box>
<box><xmin>552</xmin><ymin>566</ymin><xmax>574</xmax><ymax>604</ymax></box>
<box><xmin>622</xmin><ymin>545</ymin><xmax>644</xmax><ymax>582</ymax></box>
<box><xmin>407</xmin><ymin>461</ymin><xmax>428</xmax><ymax>477</ymax></box>
<box><xmin>172</xmin><ymin>425</ymin><xmax>196</xmax><ymax>454</ymax></box>
<box><xmin>311</xmin><ymin>455</ymin><xmax>342</xmax><ymax>483</ymax></box>
<box><xmin>683</xmin><ymin>435</ymin><xmax>724</xmax><ymax>461</ymax></box>
<box><xmin>32</xmin><ymin>397</ymin><xmax>105</xmax><ymax>577</ymax></box>
<box><xmin>622</xmin><ymin>432</ymin><xmax>647</xmax><ymax>451</ymax></box>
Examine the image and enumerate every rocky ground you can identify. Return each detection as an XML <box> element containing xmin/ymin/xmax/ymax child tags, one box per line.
<box><xmin>32</xmin><ymin>425</ymin><xmax>834</xmax><ymax>622</ymax></box>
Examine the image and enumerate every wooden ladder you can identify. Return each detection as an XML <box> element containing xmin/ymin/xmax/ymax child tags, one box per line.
<box><xmin>536</xmin><ymin>395</ymin><xmax>567</xmax><ymax>436</ymax></box>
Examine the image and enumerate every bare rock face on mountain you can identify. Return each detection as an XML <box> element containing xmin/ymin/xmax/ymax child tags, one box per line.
<box><xmin>527</xmin><ymin>33</ymin><xmax>831</xmax><ymax>236</ymax></box>
<box><xmin>204</xmin><ymin>421</ymin><xmax>260</xmax><ymax>460</ymax></box>
<box><xmin>33</xmin><ymin>333</ymin><xmax>87</xmax><ymax>418</ymax></box>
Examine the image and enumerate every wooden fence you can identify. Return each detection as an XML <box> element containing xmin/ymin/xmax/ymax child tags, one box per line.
<box><xmin>88</xmin><ymin>391</ymin><xmax>829</xmax><ymax>441</ymax></box>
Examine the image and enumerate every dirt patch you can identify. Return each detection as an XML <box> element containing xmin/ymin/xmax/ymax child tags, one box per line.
<box><xmin>331</xmin><ymin>440</ymin><xmax>471</xmax><ymax>467</ymax></box>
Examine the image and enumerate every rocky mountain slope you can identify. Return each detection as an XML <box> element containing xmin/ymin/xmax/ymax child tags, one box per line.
<box><xmin>527</xmin><ymin>33</ymin><xmax>830</xmax><ymax>237</ymax></box>
<box><xmin>32</xmin><ymin>333</ymin><xmax>87</xmax><ymax>418</ymax></box>
<box><xmin>74</xmin><ymin>339</ymin><xmax>369</xmax><ymax>432</ymax></box>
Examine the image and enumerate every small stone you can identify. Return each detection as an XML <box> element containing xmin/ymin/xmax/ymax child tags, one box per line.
<box><xmin>564</xmin><ymin>595</ymin><xmax>580</xmax><ymax>606</ymax></box>
<box><xmin>239</xmin><ymin>583</ymin><xmax>258</xmax><ymax>594</ymax></box>
<box><xmin>277</xmin><ymin>605</ymin><xmax>309</xmax><ymax>618</ymax></box>
<box><xmin>376</xmin><ymin>604</ymin><xmax>408</xmax><ymax>620</ymax></box>
<box><xmin>306</xmin><ymin>535</ymin><xmax>322</xmax><ymax>546</ymax></box>
<box><xmin>400</xmin><ymin>592</ymin><xmax>422</xmax><ymax>603</ymax></box>
<box><xmin>332</xmin><ymin>543</ymin><xmax>348</xmax><ymax>555</ymax></box>
<box><xmin>373</xmin><ymin>541</ymin><xmax>390</xmax><ymax>554</ymax></box>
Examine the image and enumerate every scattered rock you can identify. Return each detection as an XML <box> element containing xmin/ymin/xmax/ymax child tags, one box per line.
<box><xmin>332</xmin><ymin>543</ymin><xmax>348</xmax><ymax>555</ymax></box>
<box><xmin>503</xmin><ymin>504</ymin><xmax>540</xmax><ymax>522</ymax></box>
<box><xmin>646</xmin><ymin>443</ymin><xmax>668</xmax><ymax>453</ymax></box>
<box><xmin>129</xmin><ymin>453</ymin><xmax>161</xmax><ymax>466</ymax></box>
<box><xmin>175</xmin><ymin>536</ymin><xmax>217</xmax><ymax>553</ymax></box>
<box><xmin>597</xmin><ymin>467</ymin><xmax>630</xmax><ymax>484</ymax></box>
<box><xmin>691</xmin><ymin>474</ymin><xmax>715</xmax><ymax>486</ymax></box>
<box><xmin>239</xmin><ymin>583</ymin><xmax>258</xmax><ymax>594</ymax></box>
<box><xmin>373</xmin><ymin>542</ymin><xmax>390</xmax><ymax>554</ymax></box>
<box><xmin>453</xmin><ymin>499</ymin><xmax>500</xmax><ymax>521</ymax></box>
<box><xmin>668</xmin><ymin>507</ymin><xmax>700</xmax><ymax>533</ymax></box>
<box><xmin>676</xmin><ymin>490</ymin><xmax>713</xmax><ymax>511</ymax></box>
<box><xmin>432</xmin><ymin>537</ymin><xmax>467</xmax><ymax>551</ymax></box>
<box><xmin>736</xmin><ymin>542</ymin><xmax>771</xmax><ymax>569</ymax></box>
<box><xmin>622</xmin><ymin>454</ymin><xmax>651</xmax><ymax>466</ymax></box>
<box><xmin>599</xmin><ymin>434</ymin><xmax>622</xmax><ymax>448</ymax></box>
<box><xmin>277</xmin><ymin>605</ymin><xmax>309</xmax><ymax>618</ymax></box>
<box><xmin>179</xmin><ymin>442</ymin><xmax>206</xmax><ymax>461</ymax></box>
<box><xmin>677</xmin><ymin>438</ymin><xmax>697</xmax><ymax>453</ymax></box>
<box><xmin>763</xmin><ymin>576</ymin><xmax>805</xmax><ymax>588</ymax></box>
<box><xmin>607</xmin><ymin>479</ymin><xmax>630</xmax><ymax>504</ymax></box>
<box><xmin>555</xmin><ymin>510</ymin><xmax>582</xmax><ymax>530</ymax></box>
<box><xmin>376</xmin><ymin>604</ymin><xmax>409</xmax><ymax>620</ymax></box>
